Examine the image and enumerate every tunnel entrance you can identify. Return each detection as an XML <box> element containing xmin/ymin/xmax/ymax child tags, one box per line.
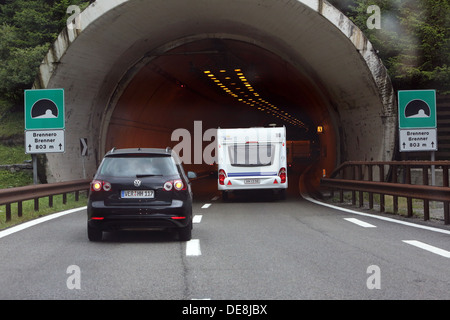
<box><xmin>37</xmin><ymin>0</ymin><xmax>396</xmax><ymax>185</ymax></box>
<box><xmin>105</xmin><ymin>39</ymin><xmax>336</xmax><ymax>179</ymax></box>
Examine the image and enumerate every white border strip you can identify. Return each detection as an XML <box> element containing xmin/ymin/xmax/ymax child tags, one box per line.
<box><xmin>0</xmin><ymin>206</ymin><xmax>87</xmax><ymax>240</ymax></box>
<box><xmin>301</xmin><ymin>192</ymin><xmax>450</xmax><ymax>235</ymax></box>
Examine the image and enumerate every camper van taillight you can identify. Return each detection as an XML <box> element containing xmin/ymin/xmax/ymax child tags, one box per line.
<box><xmin>279</xmin><ymin>167</ymin><xmax>287</xmax><ymax>184</ymax></box>
<box><xmin>219</xmin><ymin>169</ymin><xmax>227</xmax><ymax>185</ymax></box>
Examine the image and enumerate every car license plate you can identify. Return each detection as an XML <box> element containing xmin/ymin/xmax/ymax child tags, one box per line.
<box><xmin>244</xmin><ymin>179</ymin><xmax>260</xmax><ymax>184</ymax></box>
<box><xmin>121</xmin><ymin>190</ymin><xmax>154</xmax><ymax>198</ymax></box>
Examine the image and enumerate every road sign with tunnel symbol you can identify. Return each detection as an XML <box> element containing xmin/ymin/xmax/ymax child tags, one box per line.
<box><xmin>398</xmin><ymin>90</ymin><xmax>437</xmax><ymax>152</ymax></box>
<box><xmin>25</xmin><ymin>89</ymin><xmax>65</xmax><ymax>130</ymax></box>
<box><xmin>24</xmin><ymin>89</ymin><xmax>65</xmax><ymax>154</ymax></box>
<box><xmin>398</xmin><ymin>89</ymin><xmax>436</xmax><ymax>129</ymax></box>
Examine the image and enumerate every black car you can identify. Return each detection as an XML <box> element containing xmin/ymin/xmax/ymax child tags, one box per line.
<box><xmin>87</xmin><ymin>147</ymin><xmax>196</xmax><ymax>241</ymax></box>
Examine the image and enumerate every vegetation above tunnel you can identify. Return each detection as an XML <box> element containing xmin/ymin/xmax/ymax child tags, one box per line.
<box><xmin>329</xmin><ymin>0</ymin><xmax>450</xmax><ymax>94</ymax></box>
<box><xmin>1</xmin><ymin>0</ymin><xmax>449</xmax><ymax>116</ymax></box>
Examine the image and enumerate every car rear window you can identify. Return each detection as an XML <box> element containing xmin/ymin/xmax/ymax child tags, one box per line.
<box><xmin>98</xmin><ymin>155</ymin><xmax>178</xmax><ymax>177</ymax></box>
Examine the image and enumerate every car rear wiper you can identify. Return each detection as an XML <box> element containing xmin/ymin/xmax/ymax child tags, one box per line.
<box><xmin>135</xmin><ymin>174</ymin><xmax>163</xmax><ymax>178</ymax></box>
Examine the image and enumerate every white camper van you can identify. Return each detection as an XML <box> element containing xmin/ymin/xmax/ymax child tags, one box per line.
<box><xmin>217</xmin><ymin>126</ymin><xmax>287</xmax><ymax>200</ymax></box>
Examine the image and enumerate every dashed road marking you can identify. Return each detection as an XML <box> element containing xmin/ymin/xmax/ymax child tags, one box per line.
<box><xmin>403</xmin><ymin>240</ymin><xmax>450</xmax><ymax>258</ymax></box>
<box><xmin>344</xmin><ymin>218</ymin><xmax>376</xmax><ymax>228</ymax></box>
<box><xmin>186</xmin><ymin>239</ymin><xmax>201</xmax><ymax>256</ymax></box>
<box><xmin>193</xmin><ymin>215</ymin><xmax>202</xmax><ymax>223</ymax></box>
<box><xmin>201</xmin><ymin>203</ymin><xmax>212</xmax><ymax>209</ymax></box>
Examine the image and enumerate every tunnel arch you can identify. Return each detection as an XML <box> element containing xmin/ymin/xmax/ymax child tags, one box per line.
<box><xmin>36</xmin><ymin>0</ymin><xmax>396</xmax><ymax>185</ymax></box>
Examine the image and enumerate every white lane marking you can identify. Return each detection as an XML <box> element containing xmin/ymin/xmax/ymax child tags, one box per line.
<box><xmin>344</xmin><ymin>218</ymin><xmax>377</xmax><ymax>228</ymax></box>
<box><xmin>403</xmin><ymin>240</ymin><xmax>450</xmax><ymax>258</ymax></box>
<box><xmin>0</xmin><ymin>207</ymin><xmax>87</xmax><ymax>240</ymax></box>
<box><xmin>186</xmin><ymin>239</ymin><xmax>201</xmax><ymax>256</ymax></box>
<box><xmin>301</xmin><ymin>192</ymin><xmax>450</xmax><ymax>235</ymax></box>
<box><xmin>193</xmin><ymin>215</ymin><xmax>202</xmax><ymax>223</ymax></box>
<box><xmin>201</xmin><ymin>203</ymin><xmax>212</xmax><ymax>209</ymax></box>
<box><xmin>211</xmin><ymin>195</ymin><xmax>219</xmax><ymax>201</ymax></box>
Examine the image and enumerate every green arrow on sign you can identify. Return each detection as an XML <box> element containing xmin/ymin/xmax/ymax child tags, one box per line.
<box><xmin>25</xmin><ymin>89</ymin><xmax>65</xmax><ymax>130</ymax></box>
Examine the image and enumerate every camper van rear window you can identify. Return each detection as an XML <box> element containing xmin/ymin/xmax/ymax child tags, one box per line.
<box><xmin>228</xmin><ymin>143</ymin><xmax>275</xmax><ymax>167</ymax></box>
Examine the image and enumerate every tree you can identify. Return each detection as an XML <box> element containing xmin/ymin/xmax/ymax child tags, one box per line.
<box><xmin>329</xmin><ymin>0</ymin><xmax>450</xmax><ymax>93</ymax></box>
<box><xmin>0</xmin><ymin>0</ymin><xmax>91</xmax><ymax>107</ymax></box>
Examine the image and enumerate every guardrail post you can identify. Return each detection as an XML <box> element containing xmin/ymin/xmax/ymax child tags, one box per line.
<box><xmin>378</xmin><ymin>164</ymin><xmax>385</xmax><ymax>212</ymax></box>
<box><xmin>443</xmin><ymin>165</ymin><xmax>449</xmax><ymax>188</ymax></box>
<box><xmin>423</xmin><ymin>165</ymin><xmax>429</xmax><ymax>221</ymax></box>
<box><xmin>405</xmin><ymin>165</ymin><xmax>413</xmax><ymax>217</ymax></box>
<box><xmin>392</xmin><ymin>165</ymin><xmax>398</xmax><ymax>214</ymax></box>
<box><xmin>6</xmin><ymin>203</ymin><xmax>11</xmax><ymax>222</ymax></box>
<box><xmin>444</xmin><ymin>165</ymin><xmax>450</xmax><ymax>225</ymax></box>
<box><xmin>18</xmin><ymin>201</ymin><xmax>22</xmax><ymax>218</ymax></box>
<box><xmin>339</xmin><ymin>166</ymin><xmax>345</xmax><ymax>203</ymax></box>
<box><xmin>358</xmin><ymin>164</ymin><xmax>363</xmax><ymax>208</ymax></box>
<box><xmin>368</xmin><ymin>164</ymin><xmax>373</xmax><ymax>209</ymax></box>
<box><xmin>351</xmin><ymin>165</ymin><xmax>356</xmax><ymax>206</ymax></box>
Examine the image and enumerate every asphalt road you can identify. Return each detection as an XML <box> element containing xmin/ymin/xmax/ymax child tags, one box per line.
<box><xmin>0</xmin><ymin>175</ymin><xmax>449</xmax><ymax>301</ymax></box>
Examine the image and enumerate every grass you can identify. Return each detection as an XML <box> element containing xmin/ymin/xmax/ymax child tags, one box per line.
<box><xmin>0</xmin><ymin>144</ymin><xmax>31</xmax><ymax>165</ymax></box>
<box><xmin>0</xmin><ymin>110</ymin><xmax>24</xmax><ymax>139</ymax></box>
<box><xmin>0</xmin><ymin>144</ymin><xmax>33</xmax><ymax>188</ymax></box>
<box><xmin>0</xmin><ymin>192</ymin><xmax>88</xmax><ymax>230</ymax></box>
<box><xmin>0</xmin><ymin>170</ymin><xmax>33</xmax><ymax>189</ymax></box>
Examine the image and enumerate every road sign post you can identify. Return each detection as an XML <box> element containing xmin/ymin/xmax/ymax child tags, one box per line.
<box><xmin>80</xmin><ymin>138</ymin><xmax>88</xmax><ymax>179</ymax></box>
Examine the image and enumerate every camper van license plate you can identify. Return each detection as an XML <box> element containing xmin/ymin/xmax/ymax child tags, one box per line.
<box><xmin>244</xmin><ymin>179</ymin><xmax>260</xmax><ymax>184</ymax></box>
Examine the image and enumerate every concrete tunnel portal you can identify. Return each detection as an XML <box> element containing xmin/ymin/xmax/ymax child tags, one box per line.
<box><xmin>36</xmin><ymin>0</ymin><xmax>396</xmax><ymax>191</ymax></box>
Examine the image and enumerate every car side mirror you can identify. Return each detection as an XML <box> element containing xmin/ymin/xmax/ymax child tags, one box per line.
<box><xmin>187</xmin><ymin>171</ymin><xmax>197</xmax><ymax>179</ymax></box>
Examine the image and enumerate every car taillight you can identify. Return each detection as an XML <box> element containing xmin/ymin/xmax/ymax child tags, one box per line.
<box><xmin>219</xmin><ymin>169</ymin><xmax>227</xmax><ymax>185</ymax></box>
<box><xmin>278</xmin><ymin>167</ymin><xmax>286</xmax><ymax>184</ymax></box>
<box><xmin>174</xmin><ymin>179</ymin><xmax>184</xmax><ymax>191</ymax></box>
<box><xmin>164</xmin><ymin>181</ymin><xmax>173</xmax><ymax>191</ymax></box>
<box><xmin>91</xmin><ymin>180</ymin><xmax>111</xmax><ymax>192</ymax></box>
<box><xmin>164</xmin><ymin>180</ymin><xmax>186</xmax><ymax>191</ymax></box>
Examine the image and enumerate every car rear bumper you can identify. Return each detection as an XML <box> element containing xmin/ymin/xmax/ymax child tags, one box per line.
<box><xmin>218</xmin><ymin>176</ymin><xmax>288</xmax><ymax>190</ymax></box>
<box><xmin>87</xmin><ymin>199</ymin><xmax>192</xmax><ymax>231</ymax></box>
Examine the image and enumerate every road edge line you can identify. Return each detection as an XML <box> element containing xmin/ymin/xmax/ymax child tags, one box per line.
<box><xmin>0</xmin><ymin>206</ymin><xmax>87</xmax><ymax>239</ymax></box>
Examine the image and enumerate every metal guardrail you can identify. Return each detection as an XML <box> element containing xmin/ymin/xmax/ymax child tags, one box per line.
<box><xmin>0</xmin><ymin>179</ymin><xmax>91</xmax><ymax>222</ymax></box>
<box><xmin>321</xmin><ymin>161</ymin><xmax>450</xmax><ymax>225</ymax></box>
